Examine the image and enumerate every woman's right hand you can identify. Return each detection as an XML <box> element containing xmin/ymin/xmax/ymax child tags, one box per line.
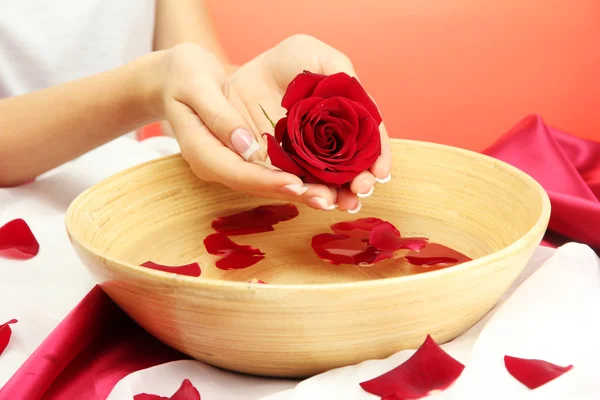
<box><xmin>160</xmin><ymin>43</ymin><xmax>312</xmax><ymax>203</ymax></box>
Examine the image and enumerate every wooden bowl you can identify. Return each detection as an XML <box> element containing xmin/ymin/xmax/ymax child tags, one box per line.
<box><xmin>65</xmin><ymin>139</ymin><xmax>550</xmax><ymax>378</ymax></box>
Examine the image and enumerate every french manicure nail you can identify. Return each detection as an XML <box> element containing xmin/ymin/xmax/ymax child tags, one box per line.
<box><xmin>376</xmin><ymin>173</ymin><xmax>391</xmax><ymax>184</ymax></box>
<box><xmin>308</xmin><ymin>197</ymin><xmax>335</xmax><ymax>211</ymax></box>
<box><xmin>357</xmin><ymin>186</ymin><xmax>374</xmax><ymax>198</ymax></box>
<box><xmin>347</xmin><ymin>201</ymin><xmax>362</xmax><ymax>214</ymax></box>
<box><xmin>282</xmin><ymin>184</ymin><xmax>308</xmax><ymax>195</ymax></box>
<box><xmin>231</xmin><ymin>127</ymin><xmax>261</xmax><ymax>160</ymax></box>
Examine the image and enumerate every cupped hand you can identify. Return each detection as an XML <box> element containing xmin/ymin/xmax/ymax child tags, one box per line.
<box><xmin>228</xmin><ymin>34</ymin><xmax>392</xmax><ymax>212</ymax></box>
<box><xmin>161</xmin><ymin>43</ymin><xmax>308</xmax><ymax>199</ymax></box>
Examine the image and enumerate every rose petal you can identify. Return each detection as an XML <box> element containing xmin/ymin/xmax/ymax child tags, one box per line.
<box><xmin>404</xmin><ymin>257</ymin><xmax>459</xmax><ymax>267</ymax></box>
<box><xmin>332</xmin><ymin>218</ymin><xmax>386</xmax><ymax>234</ymax></box>
<box><xmin>140</xmin><ymin>262</ymin><xmax>201</xmax><ymax>277</ymax></box>
<box><xmin>0</xmin><ymin>219</ymin><xmax>40</xmax><ymax>258</ymax></box>
<box><xmin>204</xmin><ymin>233</ymin><xmax>265</xmax><ymax>270</ymax></box>
<box><xmin>292</xmin><ymin>158</ymin><xmax>361</xmax><ymax>186</ymax></box>
<box><xmin>134</xmin><ymin>395</ymin><xmax>168</xmax><ymax>400</ymax></box>
<box><xmin>264</xmin><ymin>133</ymin><xmax>308</xmax><ymax>178</ymax></box>
<box><xmin>504</xmin><ymin>355</ymin><xmax>574</xmax><ymax>390</ymax></box>
<box><xmin>311</xmin><ymin>233</ymin><xmax>394</xmax><ymax>266</ymax></box>
<box><xmin>285</xmin><ymin>99</ymin><xmax>331</xmax><ymax>170</ymax></box>
<box><xmin>135</xmin><ymin>378</ymin><xmax>201</xmax><ymax>400</ymax></box>
<box><xmin>0</xmin><ymin>319</ymin><xmax>18</xmax><ymax>356</ymax></box>
<box><xmin>203</xmin><ymin>233</ymin><xmax>264</xmax><ymax>257</ymax></box>
<box><xmin>312</xmin><ymin>72</ymin><xmax>382</xmax><ymax>124</ymax></box>
<box><xmin>211</xmin><ymin>203</ymin><xmax>299</xmax><ymax>236</ymax></box>
<box><xmin>404</xmin><ymin>243</ymin><xmax>472</xmax><ymax>267</ymax></box>
<box><xmin>360</xmin><ymin>335</ymin><xmax>465</xmax><ymax>399</ymax></box>
<box><xmin>274</xmin><ymin>117</ymin><xmax>288</xmax><ymax>144</ymax></box>
<box><xmin>281</xmin><ymin>70</ymin><xmax>326</xmax><ymax>111</ymax></box>
<box><xmin>215</xmin><ymin>253</ymin><xmax>265</xmax><ymax>270</ymax></box>
<box><xmin>369</xmin><ymin>222</ymin><xmax>428</xmax><ymax>252</ymax></box>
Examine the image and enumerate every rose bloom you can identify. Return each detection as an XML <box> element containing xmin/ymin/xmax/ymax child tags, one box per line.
<box><xmin>265</xmin><ymin>71</ymin><xmax>382</xmax><ymax>187</ymax></box>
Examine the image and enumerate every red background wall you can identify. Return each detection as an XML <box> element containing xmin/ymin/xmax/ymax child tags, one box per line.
<box><xmin>206</xmin><ymin>0</ymin><xmax>599</xmax><ymax>151</ymax></box>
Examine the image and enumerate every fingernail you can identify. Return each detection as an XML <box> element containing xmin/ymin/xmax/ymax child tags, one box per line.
<box><xmin>347</xmin><ymin>201</ymin><xmax>362</xmax><ymax>214</ymax></box>
<box><xmin>282</xmin><ymin>184</ymin><xmax>308</xmax><ymax>195</ymax></box>
<box><xmin>231</xmin><ymin>128</ymin><xmax>261</xmax><ymax>160</ymax></box>
<box><xmin>357</xmin><ymin>186</ymin><xmax>374</xmax><ymax>198</ymax></box>
<box><xmin>308</xmin><ymin>197</ymin><xmax>335</xmax><ymax>211</ymax></box>
<box><xmin>376</xmin><ymin>173</ymin><xmax>391</xmax><ymax>184</ymax></box>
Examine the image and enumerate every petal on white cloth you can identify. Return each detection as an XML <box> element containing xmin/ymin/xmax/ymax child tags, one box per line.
<box><xmin>106</xmin><ymin>360</ymin><xmax>297</xmax><ymax>400</ymax></box>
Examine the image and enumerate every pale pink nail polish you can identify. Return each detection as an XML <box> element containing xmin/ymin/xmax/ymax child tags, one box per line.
<box><xmin>357</xmin><ymin>186</ymin><xmax>374</xmax><ymax>198</ymax></box>
<box><xmin>347</xmin><ymin>201</ymin><xmax>362</xmax><ymax>214</ymax></box>
<box><xmin>308</xmin><ymin>197</ymin><xmax>335</xmax><ymax>211</ymax></box>
<box><xmin>231</xmin><ymin>128</ymin><xmax>260</xmax><ymax>160</ymax></box>
<box><xmin>376</xmin><ymin>173</ymin><xmax>392</xmax><ymax>184</ymax></box>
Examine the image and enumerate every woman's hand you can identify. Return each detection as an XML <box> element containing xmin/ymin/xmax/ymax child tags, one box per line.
<box><xmin>161</xmin><ymin>43</ymin><xmax>308</xmax><ymax>198</ymax></box>
<box><xmin>228</xmin><ymin>34</ymin><xmax>392</xmax><ymax>212</ymax></box>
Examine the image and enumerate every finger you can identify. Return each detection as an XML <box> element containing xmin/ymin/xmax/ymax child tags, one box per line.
<box><xmin>301</xmin><ymin>183</ymin><xmax>337</xmax><ymax>211</ymax></box>
<box><xmin>227</xmin><ymin>86</ymin><xmax>269</xmax><ymax>160</ymax></box>
<box><xmin>371</xmin><ymin>123</ymin><xmax>392</xmax><ymax>183</ymax></box>
<box><xmin>350</xmin><ymin>171</ymin><xmax>376</xmax><ymax>197</ymax></box>
<box><xmin>180</xmin><ymin>78</ymin><xmax>264</xmax><ymax>163</ymax></box>
<box><xmin>253</xmin><ymin>102</ymin><xmax>286</xmax><ymax>139</ymax></box>
<box><xmin>246</xmin><ymin>182</ymin><xmax>337</xmax><ymax>211</ymax></box>
<box><xmin>168</xmin><ymin>100</ymin><xmax>307</xmax><ymax>196</ymax></box>
<box><xmin>336</xmin><ymin>188</ymin><xmax>361</xmax><ymax>214</ymax></box>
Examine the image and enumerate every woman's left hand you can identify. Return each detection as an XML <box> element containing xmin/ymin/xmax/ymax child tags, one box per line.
<box><xmin>228</xmin><ymin>34</ymin><xmax>392</xmax><ymax>212</ymax></box>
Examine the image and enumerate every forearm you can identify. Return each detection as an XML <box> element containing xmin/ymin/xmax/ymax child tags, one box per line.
<box><xmin>0</xmin><ymin>51</ymin><xmax>166</xmax><ymax>187</ymax></box>
<box><xmin>154</xmin><ymin>0</ymin><xmax>229</xmax><ymax>64</ymax></box>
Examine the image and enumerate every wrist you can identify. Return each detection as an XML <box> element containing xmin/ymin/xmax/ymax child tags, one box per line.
<box><xmin>130</xmin><ymin>50</ymin><xmax>169</xmax><ymax>122</ymax></box>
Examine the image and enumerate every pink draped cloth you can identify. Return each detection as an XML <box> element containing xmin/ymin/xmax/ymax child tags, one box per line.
<box><xmin>2</xmin><ymin>114</ymin><xmax>599</xmax><ymax>398</ymax></box>
<box><xmin>484</xmin><ymin>115</ymin><xmax>600</xmax><ymax>250</ymax></box>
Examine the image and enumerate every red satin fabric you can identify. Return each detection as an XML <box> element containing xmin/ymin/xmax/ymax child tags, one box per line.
<box><xmin>485</xmin><ymin>115</ymin><xmax>600</xmax><ymax>249</ymax></box>
<box><xmin>2</xmin><ymin>114</ymin><xmax>599</xmax><ymax>399</ymax></box>
<box><xmin>0</xmin><ymin>286</ymin><xmax>186</xmax><ymax>400</ymax></box>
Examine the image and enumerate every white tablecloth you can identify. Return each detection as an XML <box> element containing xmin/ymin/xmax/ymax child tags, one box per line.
<box><xmin>1</xmin><ymin>137</ymin><xmax>599</xmax><ymax>399</ymax></box>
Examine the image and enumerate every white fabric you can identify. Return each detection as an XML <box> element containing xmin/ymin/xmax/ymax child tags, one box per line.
<box><xmin>0</xmin><ymin>0</ymin><xmax>155</xmax><ymax>98</ymax></box>
<box><xmin>1</xmin><ymin>137</ymin><xmax>599</xmax><ymax>399</ymax></box>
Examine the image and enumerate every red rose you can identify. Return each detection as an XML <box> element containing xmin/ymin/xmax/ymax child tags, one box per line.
<box><xmin>264</xmin><ymin>71</ymin><xmax>382</xmax><ymax>187</ymax></box>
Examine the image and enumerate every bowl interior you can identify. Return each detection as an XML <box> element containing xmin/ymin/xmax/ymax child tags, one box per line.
<box><xmin>66</xmin><ymin>140</ymin><xmax>548</xmax><ymax>284</ymax></box>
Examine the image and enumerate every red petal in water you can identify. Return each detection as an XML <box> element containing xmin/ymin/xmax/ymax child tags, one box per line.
<box><xmin>369</xmin><ymin>222</ymin><xmax>428</xmax><ymax>252</ymax></box>
<box><xmin>215</xmin><ymin>253</ymin><xmax>265</xmax><ymax>270</ymax></box>
<box><xmin>360</xmin><ymin>335</ymin><xmax>465</xmax><ymax>399</ymax></box>
<box><xmin>404</xmin><ymin>243</ymin><xmax>471</xmax><ymax>267</ymax></box>
<box><xmin>504</xmin><ymin>355</ymin><xmax>573</xmax><ymax>389</ymax></box>
<box><xmin>311</xmin><ymin>233</ymin><xmax>395</xmax><ymax>266</ymax></box>
<box><xmin>0</xmin><ymin>219</ymin><xmax>40</xmax><ymax>259</ymax></box>
<box><xmin>0</xmin><ymin>319</ymin><xmax>18</xmax><ymax>356</ymax></box>
<box><xmin>135</xmin><ymin>378</ymin><xmax>201</xmax><ymax>400</ymax></box>
<box><xmin>404</xmin><ymin>257</ymin><xmax>458</xmax><ymax>266</ymax></box>
<box><xmin>140</xmin><ymin>261</ymin><xmax>201</xmax><ymax>277</ymax></box>
<box><xmin>211</xmin><ymin>204</ymin><xmax>299</xmax><ymax>236</ymax></box>
<box><xmin>331</xmin><ymin>217</ymin><xmax>385</xmax><ymax>239</ymax></box>
<box><xmin>204</xmin><ymin>233</ymin><xmax>265</xmax><ymax>270</ymax></box>
<box><xmin>203</xmin><ymin>233</ymin><xmax>263</xmax><ymax>256</ymax></box>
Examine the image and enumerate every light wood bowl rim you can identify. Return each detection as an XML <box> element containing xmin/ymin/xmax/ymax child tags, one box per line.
<box><xmin>65</xmin><ymin>139</ymin><xmax>551</xmax><ymax>291</ymax></box>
